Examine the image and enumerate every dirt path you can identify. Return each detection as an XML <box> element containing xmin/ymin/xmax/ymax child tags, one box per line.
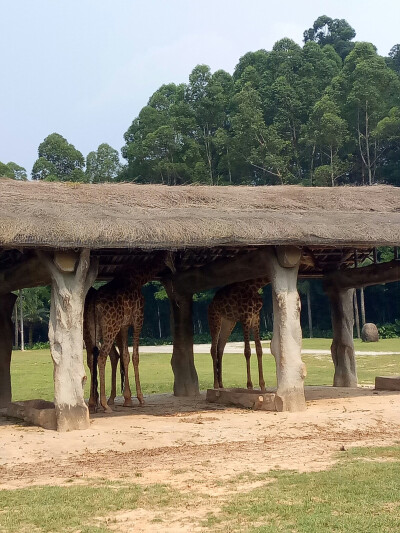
<box><xmin>1</xmin><ymin>386</ymin><xmax>400</xmax><ymax>493</ymax></box>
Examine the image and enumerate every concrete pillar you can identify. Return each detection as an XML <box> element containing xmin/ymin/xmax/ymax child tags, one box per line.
<box><xmin>268</xmin><ymin>247</ymin><xmax>306</xmax><ymax>412</ymax></box>
<box><xmin>329</xmin><ymin>288</ymin><xmax>357</xmax><ymax>387</ymax></box>
<box><xmin>38</xmin><ymin>250</ymin><xmax>98</xmax><ymax>431</ymax></box>
<box><xmin>0</xmin><ymin>293</ymin><xmax>17</xmax><ymax>407</ymax></box>
<box><xmin>165</xmin><ymin>282</ymin><xmax>199</xmax><ymax>397</ymax></box>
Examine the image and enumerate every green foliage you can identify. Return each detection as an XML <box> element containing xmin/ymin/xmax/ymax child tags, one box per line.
<box><xmin>0</xmin><ymin>161</ymin><xmax>27</xmax><ymax>180</ymax></box>
<box><xmin>378</xmin><ymin>320</ymin><xmax>400</xmax><ymax>338</ymax></box>
<box><xmin>120</xmin><ymin>16</ymin><xmax>400</xmax><ymax>187</ymax></box>
<box><xmin>0</xmin><ymin>161</ymin><xmax>14</xmax><ymax>179</ymax></box>
<box><xmin>32</xmin><ymin>133</ymin><xmax>85</xmax><ymax>181</ymax></box>
<box><xmin>5</xmin><ymin>161</ymin><xmax>27</xmax><ymax>180</ymax></box>
<box><xmin>86</xmin><ymin>143</ymin><xmax>122</xmax><ymax>183</ymax></box>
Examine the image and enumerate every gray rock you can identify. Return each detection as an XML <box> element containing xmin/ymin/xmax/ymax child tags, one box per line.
<box><xmin>361</xmin><ymin>323</ymin><xmax>379</xmax><ymax>342</ymax></box>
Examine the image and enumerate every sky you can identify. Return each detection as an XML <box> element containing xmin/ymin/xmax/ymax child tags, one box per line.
<box><xmin>1</xmin><ymin>0</ymin><xmax>399</xmax><ymax>176</ymax></box>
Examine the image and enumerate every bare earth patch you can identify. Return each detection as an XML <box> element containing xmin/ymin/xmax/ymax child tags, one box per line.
<box><xmin>1</xmin><ymin>387</ymin><xmax>400</xmax><ymax>531</ymax></box>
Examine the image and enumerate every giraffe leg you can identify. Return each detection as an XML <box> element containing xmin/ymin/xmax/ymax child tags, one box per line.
<box><xmin>98</xmin><ymin>339</ymin><xmax>113</xmax><ymax>413</ymax></box>
<box><xmin>83</xmin><ymin>300</ymin><xmax>98</xmax><ymax>413</ymax></box>
<box><xmin>217</xmin><ymin>318</ymin><xmax>235</xmax><ymax>389</ymax></box>
<box><xmin>243</xmin><ymin>322</ymin><xmax>253</xmax><ymax>390</ymax></box>
<box><xmin>252</xmin><ymin>315</ymin><xmax>266</xmax><ymax>392</ymax></box>
<box><xmin>84</xmin><ymin>324</ymin><xmax>99</xmax><ymax>413</ymax></box>
<box><xmin>208</xmin><ymin>307</ymin><xmax>222</xmax><ymax>389</ymax></box>
<box><xmin>107</xmin><ymin>343</ymin><xmax>119</xmax><ymax>406</ymax></box>
<box><xmin>119</xmin><ymin>327</ymin><xmax>133</xmax><ymax>407</ymax></box>
<box><xmin>132</xmin><ymin>313</ymin><xmax>144</xmax><ymax>406</ymax></box>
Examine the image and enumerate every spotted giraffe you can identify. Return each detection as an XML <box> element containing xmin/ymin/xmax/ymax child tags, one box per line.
<box><xmin>84</xmin><ymin>252</ymin><xmax>174</xmax><ymax>413</ymax></box>
<box><xmin>208</xmin><ymin>277</ymin><xmax>269</xmax><ymax>392</ymax></box>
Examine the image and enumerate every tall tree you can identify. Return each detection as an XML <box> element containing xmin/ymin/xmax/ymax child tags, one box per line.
<box><xmin>32</xmin><ymin>133</ymin><xmax>85</xmax><ymax>181</ymax></box>
<box><xmin>304</xmin><ymin>95</ymin><xmax>349</xmax><ymax>186</ymax></box>
<box><xmin>387</xmin><ymin>44</ymin><xmax>400</xmax><ymax>75</ymax></box>
<box><xmin>86</xmin><ymin>143</ymin><xmax>122</xmax><ymax>183</ymax></box>
<box><xmin>330</xmin><ymin>42</ymin><xmax>400</xmax><ymax>184</ymax></box>
<box><xmin>5</xmin><ymin>162</ymin><xmax>27</xmax><ymax>180</ymax></box>
<box><xmin>303</xmin><ymin>15</ymin><xmax>356</xmax><ymax>59</ymax></box>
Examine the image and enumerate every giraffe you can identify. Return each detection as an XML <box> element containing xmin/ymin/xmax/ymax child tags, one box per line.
<box><xmin>208</xmin><ymin>277</ymin><xmax>269</xmax><ymax>392</ymax></box>
<box><xmin>84</xmin><ymin>252</ymin><xmax>174</xmax><ymax>413</ymax></box>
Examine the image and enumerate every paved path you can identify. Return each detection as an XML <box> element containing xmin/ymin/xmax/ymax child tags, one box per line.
<box><xmin>139</xmin><ymin>341</ymin><xmax>400</xmax><ymax>356</ymax></box>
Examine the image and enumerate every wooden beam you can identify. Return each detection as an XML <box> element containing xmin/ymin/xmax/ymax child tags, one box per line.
<box><xmin>324</xmin><ymin>260</ymin><xmax>400</xmax><ymax>291</ymax></box>
<box><xmin>0</xmin><ymin>256</ymin><xmax>50</xmax><ymax>294</ymax></box>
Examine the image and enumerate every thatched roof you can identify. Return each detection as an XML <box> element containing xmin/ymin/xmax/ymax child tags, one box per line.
<box><xmin>0</xmin><ymin>180</ymin><xmax>399</xmax><ymax>249</ymax></box>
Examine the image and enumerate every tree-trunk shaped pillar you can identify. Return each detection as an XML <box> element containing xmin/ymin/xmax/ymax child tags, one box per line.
<box><xmin>0</xmin><ymin>293</ymin><xmax>17</xmax><ymax>407</ymax></box>
<box><xmin>165</xmin><ymin>282</ymin><xmax>199</xmax><ymax>397</ymax></box>
<box><xmin>328</xmin><ymin>287</ymin><xmax>357</xmax><ymax>387</ymax></box>
<box><xmin>38</xmin><ymin>250</ymin><xmax>98</xmax><ymax>431</ymax></box>
<box><xmin>268</xmin><ymin>247</ymin><xmax>306</xmax><ymax>412</ymax></box>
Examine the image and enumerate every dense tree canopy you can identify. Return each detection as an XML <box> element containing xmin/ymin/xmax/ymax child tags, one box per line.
<box><xmin>32</xmin><ymin>133</ymin><xmax>85</xmax><ymax>181</ymax></box>
<box><xmin>119</xmin><ymin>16</ymin><xmax>400</xmax><ymax>187</ymax></box>
<box><xmin>86</xmin><ymin>143</ymin><xmax>122</xmax><ymax>183</ymax></box>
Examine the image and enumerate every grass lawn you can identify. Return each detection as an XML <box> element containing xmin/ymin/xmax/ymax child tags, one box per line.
<box><xmin>1</xmin><ymin>447</ymin><xmax>400</xmax><ymax>532</ymax></box>
<box><xmin>10</xmin><ymin>338</ymin><xmax>400</xmax><ymax>402</ymax></box>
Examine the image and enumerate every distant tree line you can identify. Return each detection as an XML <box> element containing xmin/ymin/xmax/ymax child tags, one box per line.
<box><xmin>1</xmin><ymin>15</ymin><xmax>400</xmax><ymax>187</ymax></box>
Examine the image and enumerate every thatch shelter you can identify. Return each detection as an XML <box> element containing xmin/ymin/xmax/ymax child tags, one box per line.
<box><xmin>0</xmin><ymin>180</ymin><xmax>399</xmax><ymax>430</ymax></box>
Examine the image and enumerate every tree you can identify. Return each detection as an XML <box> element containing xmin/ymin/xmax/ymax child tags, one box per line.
<box><xmin>186</xmin><ymin>65</ymin><xmax>233</xmax><ymax>184</ymax></box>
<box><xmin>86</xmin><ymin>143</ymin><xmax>122</xmax><ymax>183</ymax></box>
<box><xmin>232</xmin><ymin>83</ymin><xmax>292</xmax><ymax>184</ymax></box>
<box><xmin>303</xmin><ymin>15</ymin><xmax>356</xmax><ymax>59</ymax></box>
<box><xmin>0</xmin><ymin>162</ymin><xmax>14</xmax><ymax>179</ymax></box>
<box><xmin>6</xmin><ymin>162</ymin><xmax>27</xmax><ymax>180</ymax></box>
<box><xmin>330</xmin><ymin>42</ymin><xmax>400</xmax><ymax>184</ymax></box>
<box><xmin>304</xmin><ymin>96</ymin><xmax>349</xmax><ymax>185</ymax></box>
<box><xmin>31</xmin><ymin>157</ymin><xmax>58</xmax><ymax>181</ymax></box>
<box><xmin>32</xmin><ymin>133</ymin><xmax>85</xmax><ymax>181</ymax></box>
<box><xmin>387</xmin><ymin>44</ymin><xmax>400</xmax><ymax>75</ymax></box>
<box><xmin>22</xmin><ymin>287</ymin><xmax>50</xmax><ymax>347</ymax></box>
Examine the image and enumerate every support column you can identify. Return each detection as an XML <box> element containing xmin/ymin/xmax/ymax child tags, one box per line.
<box><xmin>328</xmin><ymin>287</ymin><xmax>357</xmax><ymax>387</ymax></box>
<box><xmin>165</xmin><ymin>282</ymin><xmax>199</xmax><ymax>397</ymax></box>
<box><xmin>0</xmin><ymin>293</ymin><xmax>17</xmax><ymax>407</ymax></box>
<box><xmin>268</xmin><ymin>247</ymin><xmax>306</xmax><ymax>412</ymax></box>
<box><xmin>38</xmin><ymin>250</ymin><xmax>98</xmax><ymax>431</ymax></box>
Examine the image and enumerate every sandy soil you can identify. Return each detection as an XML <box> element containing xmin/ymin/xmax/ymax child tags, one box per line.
<box><xmin>1</xmin><ymin>387</ymin><xmax>400</xmax><ymax>531</ymax></box>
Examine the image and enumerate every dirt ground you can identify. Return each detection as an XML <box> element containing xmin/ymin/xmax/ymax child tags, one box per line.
<box><xmin>1</xmin><ymin>387</ymin><xmax>400</xmax><ymax>531</ymax></box>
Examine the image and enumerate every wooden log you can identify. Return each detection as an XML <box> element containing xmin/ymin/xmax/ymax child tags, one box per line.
<box><xmin>375</xmin><ymin>376</ymin><xmax>400</xmax><ymax>391</ymax></box>
<box><xmin>325</xmin><ymin>260</ymin><xmax>400</xmax><ymax>291</ymax></box>
<box><xmin>206</xmin><ymin>388</ymin><xmax>276</xmax><ymax>411</ymax></box>
<box><xmin>6</xmin><ymin>399</ymin><xmax>57</xmax><ymax>430</ymax></box>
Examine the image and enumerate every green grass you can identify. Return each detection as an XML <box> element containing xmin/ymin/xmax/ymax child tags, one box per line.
<box><xmin>0</xmin><ymin>481</ymin><xmax>178</xmax><ymax>533</ymax></box>
<box><xmin>2</xmin><ymin>448</ymin><xmax>400</xmax><ymax>532</ymax></box>
<box><xmin>209</xmin><ymin>446</ymin><xmax>400</xmax><ymax>532</ymax></box>
<box><xmin>10</xmin><ymin>338</ymin><xmax>400</xmax><ymax>402</ymax></box>
<box><xmin>301</xmin><ymin>337</ymin><xmax>400</xmax><ymax>353</ymax></box>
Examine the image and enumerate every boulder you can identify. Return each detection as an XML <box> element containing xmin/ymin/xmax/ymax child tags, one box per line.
<box><xmin>361</xmin><ymin>323</ymin><xmax>379</xmax><ymax>342</ymax></box>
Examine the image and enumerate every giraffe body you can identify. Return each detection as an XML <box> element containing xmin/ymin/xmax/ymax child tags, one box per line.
<box><xmin>84</xmin><ymin>252</ymin><xmax>174</xmax><ymax>413</ymax></box>
<box><xmin>208</xmin><ymin>277</ymin><xmax>269</xmax><ymax>391</ymax></box>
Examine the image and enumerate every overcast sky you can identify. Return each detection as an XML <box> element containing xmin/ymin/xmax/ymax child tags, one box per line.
<box><xmin>1</xmin><ymin>0</ymin><xmax>399</xmax><ymax>176</ymax></box>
